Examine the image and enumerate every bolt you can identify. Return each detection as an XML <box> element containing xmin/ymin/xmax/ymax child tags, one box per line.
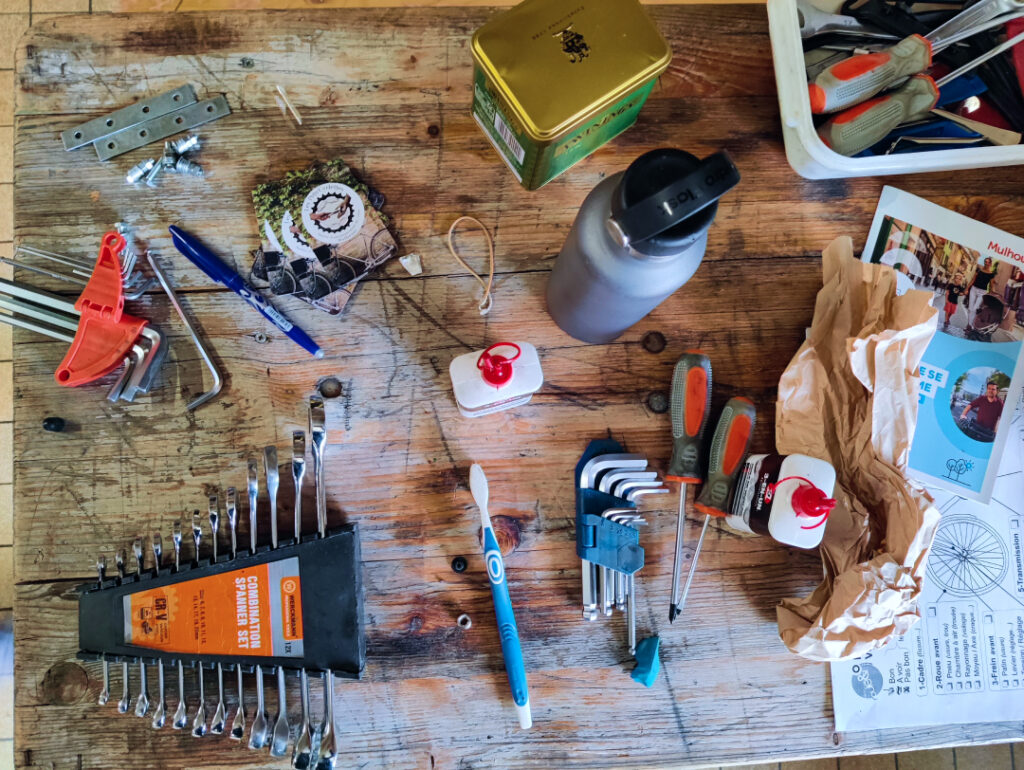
<box><xmin>170</xmin><ymin>135</ymin><xmax>200</xmax><ymax>155</ymax></box>
<box><xmin>144</xmin><ymin>161</ymin><xmax>164</xmax><ymax>188</ymax></box>
<box><xmin>125</xmin><ymin>158</ymin><xmax>156</xmax><ymax>184</ymax></box>
<box><xmin>174</xmin><ymin>157</ymin><xmax>204</xmax><ymax>177</ymax></box>
<box><xmin>456</xmin><ymin>614</ymin><xmax>472</xmax><ymax>630</ymax></box>
<box><xmin>161</xmin><ymin>141</ymin><xmax>178</xmax><ymax>170</ymax></box>
<box><xmin>451</xmin><ymin>556</ymin><xmax>468</xmax><ymax>573</ymax></box>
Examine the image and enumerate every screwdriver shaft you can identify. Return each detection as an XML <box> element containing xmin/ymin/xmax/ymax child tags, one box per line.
<box><xmin>676</xmin><ymin>515</ymin><xmax>711</xmax><ymax>621</ymax></box>
<box><xmin>669</xmin><ymin>483</ymin><xmax>687</xmax><ymax>622</ymax></box>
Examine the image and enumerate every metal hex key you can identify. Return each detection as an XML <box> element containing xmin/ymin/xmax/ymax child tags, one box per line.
<box><xmin>146</xmin><ymin>251</ymin><xmax>223</xmax><ymax>410</ymax></box>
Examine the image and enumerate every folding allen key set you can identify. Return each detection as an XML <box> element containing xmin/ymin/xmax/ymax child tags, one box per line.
<box><xmin>78</xmin><ymin>397</ymin><xmax>364</xmax><ymax>769</ymax></box>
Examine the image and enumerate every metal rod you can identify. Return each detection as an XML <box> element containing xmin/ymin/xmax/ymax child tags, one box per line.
<box><xmin>0</xmin><ymin>256</ymin><xmax>88</xmax><ymax>285</ymax></box>
<box><xmin>0</xmin><ymin>310</ymin><xmax>76</xmax><ymax>343</ymax></box>
<box><xmin>0</xmin><ymin>294</ymin><xmax>78</xmax><ymax>332</ymax></box>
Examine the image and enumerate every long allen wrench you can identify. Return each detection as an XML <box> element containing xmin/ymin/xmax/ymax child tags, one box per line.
<box><xmin>146</xmin><ymin>251</ymin><xmax>223</xmax><ymax>410</ymax></box>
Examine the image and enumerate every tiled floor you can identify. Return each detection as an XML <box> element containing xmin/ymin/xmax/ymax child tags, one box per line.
<box><xmin>0</xmin><ymin>3</ymin><xmax>1021</xmax><ymax>770</ymax></box>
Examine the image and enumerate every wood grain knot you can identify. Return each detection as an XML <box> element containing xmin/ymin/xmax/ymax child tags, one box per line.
<box><xmin>40</xmin><ymin>662</ymin><xmax>89</xmax><ymax>705</ymax></box>
<box><xmin>487</xmin><ymin>516</ymin><xmax>522</xmax><ymax>556</ymax></box>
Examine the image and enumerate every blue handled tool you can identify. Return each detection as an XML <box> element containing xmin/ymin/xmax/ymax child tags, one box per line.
<box><xmin>469</xmin><ymin>463</ymin><xmax>532</xmax><ymax>730</ymax></box>
<box><xmin>168</xmin><ymin>225</ymin><xmax>323</xmax><ymax>359</ymax></box>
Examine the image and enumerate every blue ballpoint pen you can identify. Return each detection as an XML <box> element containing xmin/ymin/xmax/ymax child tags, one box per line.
<box><xmin>469</xmin><ymin>463</ymin><xmax>532</xmax><ymax>730</ymax></box>
<box><xmin>168</xmin><ymin>225</ymin><xmax>323</xmax><ymax>359</ymax></box>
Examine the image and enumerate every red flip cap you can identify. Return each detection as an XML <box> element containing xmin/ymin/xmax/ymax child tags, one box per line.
<box><xmin>476</xmin><ymin>342</ymin><xmax>521</xmax><ymax>388</ymax></box>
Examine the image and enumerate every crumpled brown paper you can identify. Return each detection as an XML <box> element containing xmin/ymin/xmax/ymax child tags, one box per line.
<box><xmin>775</xmin><ymin>236</ymin><xmax>942</xmax><ymax>662</ymax></box>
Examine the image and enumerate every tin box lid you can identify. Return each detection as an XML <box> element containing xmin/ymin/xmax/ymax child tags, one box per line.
<box><xmin>471</xmin><ymin>0</ymin><xmax>672</xmax><ymax>142</ymax></box>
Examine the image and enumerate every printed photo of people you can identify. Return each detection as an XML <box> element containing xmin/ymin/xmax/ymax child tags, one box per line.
<box><xmin>866</xmin><ymin>216</ymin><xmax>1024</xmax><ymax>343</ymax></box>
<box><xmin>949</xmin><ymin>366</ymin><xmax>1010</xmax><ymax>443</ymax></box>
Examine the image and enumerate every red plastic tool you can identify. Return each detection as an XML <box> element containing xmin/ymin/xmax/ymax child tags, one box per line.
<box><xmin>54</xmin><ymin>231</ymin><xmax>148</xmax><ymax>387</ymax></box>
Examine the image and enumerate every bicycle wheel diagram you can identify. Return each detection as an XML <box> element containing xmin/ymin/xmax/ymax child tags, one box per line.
<box><xmin>928</xmin><ymin>515</ymin><xmax>1009</xmax><ymax>597</ymax></box>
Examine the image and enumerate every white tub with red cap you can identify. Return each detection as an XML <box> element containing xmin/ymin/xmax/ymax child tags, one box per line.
<box><xmin>726</xmin><ymin>453</ymin><xmax>837</xmax><ymax>549</ymax></box>
<box><xmin>449</xmin><ymin>342</ymin><xmax>544</xmax><ymax>418</ymax></box>
<box><xmin>767</xmin><ymin>0</ymin><xmax>1024</xmax><ymax>178</ymax></box>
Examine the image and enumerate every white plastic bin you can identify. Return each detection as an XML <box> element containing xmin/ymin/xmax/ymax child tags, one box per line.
<box><xmin>767</xmin><ymin>0</ymin><xmax>1024</xmax><ymax>178</ymax></box>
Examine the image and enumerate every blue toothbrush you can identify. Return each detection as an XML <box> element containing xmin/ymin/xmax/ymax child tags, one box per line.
<box><xmin>470</xmin><ymin>463</ymin><xmax>532</xmax><ymax>730</ymax></box>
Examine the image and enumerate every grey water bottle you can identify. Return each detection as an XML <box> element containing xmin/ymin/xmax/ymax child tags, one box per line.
<box><xmin>546</xmin><ymin>148</ymin><xmax>740</xmax><ymax>343</ymax></box>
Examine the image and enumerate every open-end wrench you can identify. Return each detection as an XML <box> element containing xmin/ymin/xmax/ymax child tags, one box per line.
<box><xmin>132</xmin><ymin>538</ymin><xmax>144</xmax><ymax>578</ymax></box>
<box><xmin>152</xmin><ymin>660</ymin><xmax>166</xmax><ymax>729</ymax></box>
<box><xmin>209</xmin><ymin>495</ymin><xmax>220</xmax><ymax>563</ymax></box>
<box><xmin>172</xmin><ymin>662</ymin><xmax>188</xmax><ymax>730</ymax></box>
<box><xmin>134</xmin><ymin>661</ymin><xmax>150</xmax><ymax>718</ymax></box>
<box><xmin>226</xmin><ymin>487</ymin><xmax>238</xmax><ymax>559</ymax></box>
<box><xmin>96</xmin><ymin>556</ymin><xmax>110</xmax><ymax>706</ymax></box>
<box><xmin>211</xmin><ymin>663</ymin><xmax>226</xmax><ymax>734</ymax></box>
<box><xmin>172</xmin><ymin>523</ymin><xmax>182</xmax><ymax>571</ymax></box>
<box><xmin>115</xmin><ymin>550</ymin><xmax>131</xmax><ymax>714</ymax></box>
<box><xmin>292</xmin><ymin>669</ymin><xmax>313</xmax><ymax>768</ymax></box>
<box><xmin>292</xmin><ymin>431</ymin><xmax>306</xmax><ymax>543</ymax></box>
<box><xmin>309</xmin><ymin>397</ymin><xmax>327</xmax><ymax>538</ymax></box>
<box><xmin>248</xmin><ymin>666</ymin><xmax>270</xmax><ymax>749</ymax></box>
<box><xmin>118</xmin><ymin>662</ymin><xmax>131</xmax><ymax>714</ymax></box>
<box><xmin>315</xmin><ymin>672</ymin><xmax>337</xmax><ymax>770</ymax></box>
<box><xmin>230</xmin><ymin>666</ymin><xmax>246</xmax><ymax>740</ymax></box>
<box><xmin>265</xmin><ymin>446</ymin><xmax>280</xmax><ymax>548</ymax></box>
<box><xmin>248</xmin><ymin>459</ymin><xmax>259</xmax><ymax>553</ymax></box>
<box><xmin>192</xmin><ymin>665</ymin><xmax>209</xmax><ymax>737</ymax></box>
<box><xmin>192</xmin><ymin>511</ymin><xmax>202</xmax><ymax>565</ymax></box>
<box><xmin>270</xmin><ymin>667</ymin><xmax>290</xmax><ymax>757</ymax></box>
<box><xmin>151</xmin><ymin>534</ymin><xmax>162</xmax><ymax>575</ymax></box>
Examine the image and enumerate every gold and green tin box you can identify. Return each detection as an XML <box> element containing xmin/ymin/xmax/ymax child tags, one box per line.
<box><xmin>470</xmin><ymin>0</ymin><xmax>672</xmax><ymax>190</ymax></box>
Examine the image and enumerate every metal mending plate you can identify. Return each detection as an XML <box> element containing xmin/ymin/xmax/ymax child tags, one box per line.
<box><xmin>94</xmin><ymin>95</ymin><xmax>232</xmax><ymax>161</ymax></box>
<box><xmin>61</xmin><ymin>85</ymin><xmax>198</xmax><ymax>151</ymax></box>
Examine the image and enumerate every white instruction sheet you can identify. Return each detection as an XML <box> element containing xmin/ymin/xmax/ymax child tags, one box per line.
<box><xmin>831</xmin><ymin>397</ymin><xmax>1024</xmax><ymax>731</ymax></box>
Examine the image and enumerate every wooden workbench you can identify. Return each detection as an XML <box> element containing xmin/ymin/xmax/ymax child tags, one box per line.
<box><xmin>10</xmin><ymin>7</ymin><xmax>1024</xmax><ymax>769</ymax></box>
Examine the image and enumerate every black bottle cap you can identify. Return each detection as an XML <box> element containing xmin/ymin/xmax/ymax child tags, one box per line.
<box><xmin>610</xmin><ymin>149</ymin><xmax>740</xmax><ymax>255</ymax></box>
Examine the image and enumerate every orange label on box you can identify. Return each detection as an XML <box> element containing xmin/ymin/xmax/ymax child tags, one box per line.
<box><xmin>123</xmin><ymin>557</ymin><xmax>303</xmax><ymax>658</ymax></box>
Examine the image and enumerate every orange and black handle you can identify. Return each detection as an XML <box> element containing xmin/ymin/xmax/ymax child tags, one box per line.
<box><xmin>808</xmin><ymin>34</ymin><xmax>932</xmax><ymax>114</ymax></box>
<box><xmin>665</xmin><ymin>352</ymin><xmax>712</xmax><ymax>485</ymax></box>
<box><xmin>694</xmin><ymin>397</ymin><xmax>756</xmax><ymax>518</ymax></box>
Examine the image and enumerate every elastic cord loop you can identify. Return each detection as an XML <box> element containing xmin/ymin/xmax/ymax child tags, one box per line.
<box><xmin>446</xmin><ymin>216</ymin><xmax>495</xmax><ymax>316</ymax></box>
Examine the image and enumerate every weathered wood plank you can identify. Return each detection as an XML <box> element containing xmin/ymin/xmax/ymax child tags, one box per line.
<box><xmin>13</xmin><ymin>7</ymin><xmax>1024</xmax><ymax>770</ymax></box>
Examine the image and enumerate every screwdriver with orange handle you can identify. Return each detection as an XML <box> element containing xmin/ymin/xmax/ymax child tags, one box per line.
<box><xmin>809</xmin><ymin>10</ymin><xmax>1024</xmax><ymax>114</ymax></box>
<box><xmin>666</xmin><ymin>352</ymin><xmax>713</xmax><ymax>624</ymax></box>
<box><xmin>819</xmin><ymin>28</ymin><xmax>1024</xmax><ymax>156</ymax></box>
<box><xmin>671</xmin><ymin>397</ymin><xmax>757</xmax><ymax>624</ymax></box>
